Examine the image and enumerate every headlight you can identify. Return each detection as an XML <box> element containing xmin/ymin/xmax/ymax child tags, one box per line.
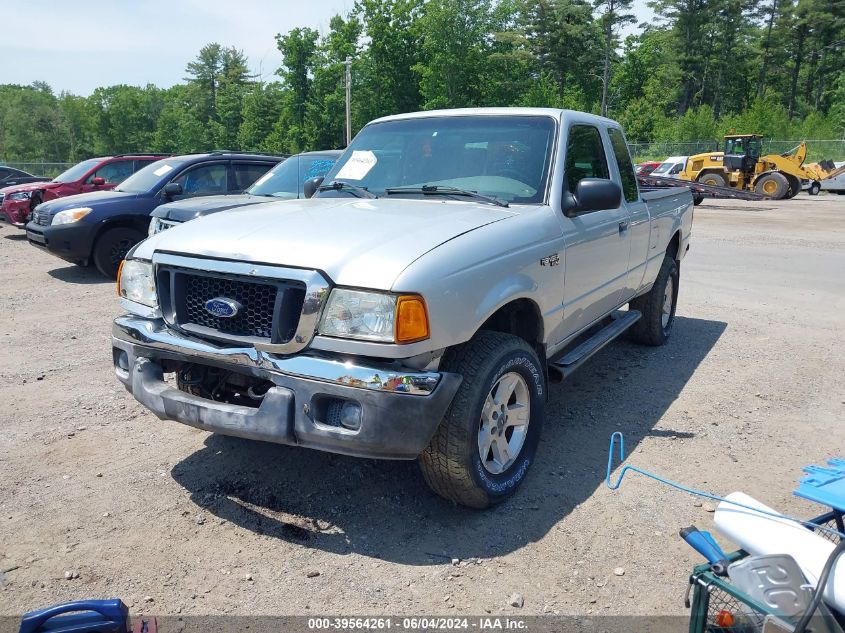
<box><xmin>52</xmin><ymin>207</ymin><xmax>92</xmax><ymax>225</ymax></box>
<box><xmin>148</xmin><ymin>218</ymin><xmax>160</xmax><ymax>236</ymax></box>
<box><xmin>117</xmin><ymin>259</ymin><xmax>157</xmax><ymax>308</ymax></box>
<box><xmin>318</xmin><ymin>289</ymin><xmax>429</xmax><ymax>344</ymax></box>
<box><xmin>8</xmin><ymin>191</ymin><xmax>31</xmax><ymax>201</ymax></box>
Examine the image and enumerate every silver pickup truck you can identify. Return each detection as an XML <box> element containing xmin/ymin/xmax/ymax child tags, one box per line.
<box><xmin>113</xmin><ymin>108</ymin><xmax>693</xmax><ymax>508</ymax></box>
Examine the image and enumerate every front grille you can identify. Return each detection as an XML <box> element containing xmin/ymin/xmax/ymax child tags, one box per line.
<box><xmin>184</xmin><ymin>275</ymin><xmax>277</xmax><ymax>338</ymax></box>
<box><xmin>158</xmin><ymin>267</ymin><xmax>306</xmax><ymax>345</ymax></box>
<box><xmin>33</xmin><ymin>208</ymin><xmax>51</xmax><ymax>226</ymax></box>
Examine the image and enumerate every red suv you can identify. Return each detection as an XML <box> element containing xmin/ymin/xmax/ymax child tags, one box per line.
<box><xmin>0</xmin><ymin>154</ymin><xmax>169</xmax><ymax>227</ymax></box>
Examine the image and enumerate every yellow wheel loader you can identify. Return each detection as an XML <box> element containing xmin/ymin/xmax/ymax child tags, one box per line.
<box><xmin>678</xmin><ymin>134</ymin><xmax>845</xmax><ymax>199</ymax></box>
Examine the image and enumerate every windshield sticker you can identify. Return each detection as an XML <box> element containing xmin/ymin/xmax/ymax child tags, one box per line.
<box><xmin>153</xmin><ymin>164</ymin><xmax>174</xmax><ymax>177</ymax></box>
<box><xmin>335</xmin><ymin>151</ymin><xmax>377</xmax><ymax>181</ymax></box>
<box><xmin>252</xmin><ymin>172</ymin><xmax>273</xmax><ymax>187</ymax></box>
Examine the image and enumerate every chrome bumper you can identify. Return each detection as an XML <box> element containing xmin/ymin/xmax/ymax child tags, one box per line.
<box><xmin>113</xmin><ymin>315</ymin><xmax>441</xmax><ymax>395</ymax></box>
<box><xmin>111</xmin><ymin>316</ymin><xmax>462</xmax><ymax>459</ymax></box>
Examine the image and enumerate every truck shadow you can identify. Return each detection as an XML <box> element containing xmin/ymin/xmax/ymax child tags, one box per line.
<box><xmin>47</xmin><ymin>266</ymin><xmax>111</xmax><ymax>285</ymax></box>
<box><xmin>171</xmin><ymin>315</ymin><xmax>726</xmax><ymax>565</ymax></box>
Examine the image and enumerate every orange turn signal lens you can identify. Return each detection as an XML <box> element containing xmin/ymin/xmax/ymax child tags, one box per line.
<box><xmin>395</xmin><ymin>295</ymin><xmax>429</xmax><ymax>344</ymax></box>
<box><xmin>116</xmin><ymin>259</ymin><xmax>125</xmax><ymax>297</ymax></box>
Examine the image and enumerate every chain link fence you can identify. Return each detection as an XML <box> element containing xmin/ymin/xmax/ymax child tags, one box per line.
<box><xmin>629</xmin><ymin>139</ymin><xmax>845</xmax><ymax>163</ymax></box>
<box><xmin>2</xmin><ymin>161</ymin><xmax>74</xmax><ymax>178</ymax></box>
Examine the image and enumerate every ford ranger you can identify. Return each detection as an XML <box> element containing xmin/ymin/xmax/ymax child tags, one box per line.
<box><xmin>112</xmin><ymin>108</ymin><xmax>693</xmax><ymax>509</ymax></box>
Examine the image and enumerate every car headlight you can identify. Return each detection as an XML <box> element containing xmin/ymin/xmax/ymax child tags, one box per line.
<box><xmin>52</xmin><ymin>207</ymin><xmax>92</xmax><ymax>225</ymax></box>
<box><xmin>148</xmin><ymin>218</ymin><xmax>160</xmax><ymax>236</ymax></box>
<box><xmin>117</xmin><ymin>259</ymin><xmax>157</xmax><ymax>308</ymax></box>
<box><xmin>318</xmin><ymin>289</ymin><xmax>429</xmax><ymax>344</ymax></box>
<box><xmin>8</xmin><ymin>191</ymin><xmax>31</xmax><ymax>201</ymax></box>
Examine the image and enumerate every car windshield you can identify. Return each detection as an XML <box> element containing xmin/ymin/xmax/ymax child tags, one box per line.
<box><xmin>318</xmin><ymin>115</ymin><xmax>556</xmax><ymax>204</ymax></box>
<box><xmin>248</xmin><ymin>154</ymin><xmax>338</xmax><ymax>199</ymax></box>
<box><xmin>53</xmin><ymin>158</ymin><xmax>101</xmax><ymax>183</ymax></box>
<box><xmin>652</xmin><ymin>161</ymin><xmax>679</xmax><ymax>175</ymax></box>
<box><xmin>115</xmin><ymin>158</ymin><xmax>187</xmax><ymax>193</ymax></box>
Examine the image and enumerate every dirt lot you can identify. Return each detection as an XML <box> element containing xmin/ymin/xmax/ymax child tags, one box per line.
<box><xmin>1</xmin><ymin>194</ymin><xmax>843</xmax><ymax>619</ymax></box>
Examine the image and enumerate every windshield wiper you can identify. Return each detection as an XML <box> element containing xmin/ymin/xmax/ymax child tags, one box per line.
<box><xmin>318</xmin><ymin>180</ymin><xmax>377</xmax><ymax>199</ymax></box>
<box><xmin>384</xmin><ymin>185</ymin><xmax>508</xmax><ymax>208</ymax></box>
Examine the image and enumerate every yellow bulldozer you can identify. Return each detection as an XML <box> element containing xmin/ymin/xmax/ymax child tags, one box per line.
<box><xmin>678</xmin><ymin>134</ymin><xmax>845</xmax><ymax>199</ymax></box>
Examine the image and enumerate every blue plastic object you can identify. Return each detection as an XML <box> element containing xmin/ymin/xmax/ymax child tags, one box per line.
<box><xmin>680</xmin><ymin>525</ymin><xmax>730</xmax><ymax>576</ymax></box>
<box><xmin>19</xmin><ymin>599</ymin><xmax>128</xmax><ymax>633</ymax></box>
<box><xmin>794</xmin><ymin>458</ymin><xmax>845</xmax><ymax>512</ymax></box>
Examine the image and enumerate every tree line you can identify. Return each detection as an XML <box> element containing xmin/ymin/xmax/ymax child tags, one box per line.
<box><xmin>2</xmin><ymin>0</ymin><xmax>844</xmax><ymax>165</ymax></box>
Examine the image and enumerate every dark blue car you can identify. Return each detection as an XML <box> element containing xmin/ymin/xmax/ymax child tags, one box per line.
<box><xmin>26</xmin><ymin>151</ymin><xmax>283</xmax><ymax>277</ymax></box>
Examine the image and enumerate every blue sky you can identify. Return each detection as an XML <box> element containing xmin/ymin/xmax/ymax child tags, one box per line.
<box><xmin>2</xmin><ymin>0</ymin><xmax>653</xmax><ymax>96</ymax></box>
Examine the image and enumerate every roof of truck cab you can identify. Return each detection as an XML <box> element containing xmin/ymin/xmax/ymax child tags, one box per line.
<box><xmin>369</xmin><ymin>107</ymin><xmax>620</xmax><ymax>127</ymax></box>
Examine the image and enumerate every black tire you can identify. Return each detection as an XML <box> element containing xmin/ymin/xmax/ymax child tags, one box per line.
<box><xmin>627</xmin><ymin>255</ymin><xmax>679</xmax><ymax>346</ymax></box>
<box><xmin>809</xmin><ymin>181</ymin><xmax>821</xmax><ymax>196</ymax></box>
<box><xmin>692</xmin><ymin>193</ymin><xmax>704</xmax><ymax>206</ymax></box>
<box><xmin>92</xmin><ymin>226</ymin><xmax>144</xmax><ymax>278</ymax></box>
<box><xmin>785</xmin><ymin>174</ymin><xmax>801</xmax><ymax>199</ymax></box>
<box><xmin>418</xmin><ymin>331</ymin><xmax>545</xmax><ymax>509</ymax></box>
<box><xmin>697</xmin><ymin>172</ymin><xmax>726</xmax><ymax>188</ymax></box>
<box><xmin>754</xmin><ymin>172</ymin><xmax>789</xmax><ymax>199</ymax></box>
<box><xmin>28</xmin><ymin>192</ymin><xmax>42</xmax><ymax>221</ymax></box>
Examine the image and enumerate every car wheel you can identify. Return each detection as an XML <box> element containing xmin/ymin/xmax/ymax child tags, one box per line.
<box><xmin>418</xmin><ymin>331</ymin><xmax>545</xmax><ymax>509</ymax></box>
<box><xmin>628</xmin><ymin>255</ymin><xmax>679</xmax><ymax>346</ymax></box>
<box><xmin>93</xmin><ymin>227</ymin><xmax>144</xmax><ymax>278</ymax></box>
<box><xmin>809</xmin><ymin>181</ymin><xmax>821</xmax><ymax>196</ymax></box>
<box><xmin>692</xmin><ymin>193</ymin><xmax>704</xmax><ymax>206</ymax></box>
<box><xmin>28</xmin><ymin>192</ymin><xmax>42</xmax><ymax>221</ymax></box>
<box><xmin>754</xmin><ymin>172</ymin><xmax>789</xmax><ymax>199</ymax></box>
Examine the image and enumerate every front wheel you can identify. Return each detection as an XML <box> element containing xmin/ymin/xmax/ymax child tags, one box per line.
<box><xmin>419</xmin><ymin>331</ymin><xmax>545</xmax><ymax>509</ymax></box>
<box><xmin>628</xmin><ymin>255</ymin><xmax>679</xmax><ymax>346</ymax></box>
<box><xmin>92</xmin><ymin>226</ymin><xmax>144</xmax><ymax>278</ymax></box>
<box><xmin>28</xmin><ymin>192</ymin><xmax>42</xmax><ymax>222</ymax></box>
<box><xmin>808</xmin><ymin>181</ymin><xmax>821</xmax><ymax>196</ymax></box>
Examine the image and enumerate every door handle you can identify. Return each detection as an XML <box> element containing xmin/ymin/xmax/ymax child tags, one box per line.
<box><xmin>618</xmin><ymin>220</ymin><xmax>629</xmax><ymax>233</ymax></box>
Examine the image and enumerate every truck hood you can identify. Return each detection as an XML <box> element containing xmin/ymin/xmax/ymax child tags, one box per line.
<box><xmin>152</xmin><ymin>194</ymin><xmax>266</xmax><ymax>222</ymax></box>
<box><xmin>38</xmin><ymin>190</ymin><xmax>138</xmax><ymax>214</ymax></box>
<box><xmin>0</xmin><ymin>180</ymin><xmax>61</xmax><ymax>195</ymax></box>
<box><xmin>137</xmin><ymin>197</ymin><xmax>517</xmax><ymax>290</ymax></box>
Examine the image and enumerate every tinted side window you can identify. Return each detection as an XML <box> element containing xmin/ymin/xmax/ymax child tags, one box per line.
<box><xmin>172</xmin><ymin>163</ymin><xmax>228</xmax><ymax>195</ymax></box>
<box><xmin>233</xmin><ymin>162</ymin><xmax>272</xmax><ymax>191</ymax></box>
<box><xmin>565</xmin><ymin>125</ymin><xmax>609</xmax><ymax>193</ymax></box>
<box><xmin>0</xmin><ymin>169</ymin><xmax>10</xmax><ymax>180</ymax></box>
<box><xmin>87</xmin><ymin>160</ymin><xmax>134</xmax><ymax>184</ymax></box>
<box><xmin>607</xmin><ymin>128</ymin><xmax>639</xmax><ymax>203</ymax></box>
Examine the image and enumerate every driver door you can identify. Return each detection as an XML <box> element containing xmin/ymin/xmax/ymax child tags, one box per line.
<box><xmin>558</xmin><ymin>124</ymin><xmax>632</xmax><ymax>338</ymax></box>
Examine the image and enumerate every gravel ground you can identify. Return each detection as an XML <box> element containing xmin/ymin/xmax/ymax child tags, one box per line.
<box><xmin>0</xmin><ymin>194</ymin><xmax>843</xmax><ymax>620</ymax></box>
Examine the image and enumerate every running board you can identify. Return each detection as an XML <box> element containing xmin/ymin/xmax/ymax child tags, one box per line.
<box><xmin>548</xmin><ymin>310</ymin><xmax>641</xmax><ymax>381</ymax></box>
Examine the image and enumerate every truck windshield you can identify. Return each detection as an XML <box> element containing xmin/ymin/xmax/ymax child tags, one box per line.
<box><xmin>53</xmin><ymin>158</ymin><xmax>101</xmax><ymax>183</ymax></box>
<box><xmin>320</xmin><ymin>115</ymin><xmax>556</xmax><ymax>204</ymax></box>
<box><xmin>115</xmin><ymin>158</ymin><xmax>188</xmax><ymax>194</ymax></box>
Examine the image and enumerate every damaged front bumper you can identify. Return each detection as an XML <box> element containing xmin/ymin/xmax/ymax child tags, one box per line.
<box><xmin>112</xmin><ymin>315</ymin><xmax>462</xmax><ymax>459</ymax></box>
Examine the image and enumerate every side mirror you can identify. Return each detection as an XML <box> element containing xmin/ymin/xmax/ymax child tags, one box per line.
<box><xmin>162</xmin><ymin>182</ymin><xmax>183</xmax><ymax>198</ymax></box>
<box><xmin>303</xmin><ymin>176</ymin><xmax>324</xmax><ymax>199</ymax></box>
<box><xmin>92</xmin><ymin>177</ymin><xmax>106</xmax><ymax>186</ymax></box>
<box><xmin>563</xmin><ymin>179</ymin><xmax>622</xmax><ymax>216</ymax></box>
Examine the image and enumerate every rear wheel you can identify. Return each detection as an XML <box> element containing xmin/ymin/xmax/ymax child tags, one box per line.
<box><xmin>92</xmin><ymin>227</ymin><xmax>144</xmax><ymax>278</ymax></box>
<box><xmin>754</xmin><ymin>172</ymin><xmax>789</xmax><ymax>199</ymax></box>
<box><xmin>628</xmin><ymin>255</ymin><xmax>679</xmax><ymax>346</ymax></box>
<box><xmin>418</xmin><ymin>331</ymin><xmax>545</xmax><ymax>509</ymax></box>
<box><xmin>808</xmin><ymin>181</ymin><xmax>821</xmax><ymax>196</ymax></box>
<box><xmin>697</xmin><ymin>172</ymin><xmax>726</xmax><ymax>188</ymax></box>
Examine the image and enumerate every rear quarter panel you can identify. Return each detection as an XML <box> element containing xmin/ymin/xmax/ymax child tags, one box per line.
<box><xmin>639</xmin><ymin>187</ymin><xmax>693</xmax><ymax>289</ymax></box>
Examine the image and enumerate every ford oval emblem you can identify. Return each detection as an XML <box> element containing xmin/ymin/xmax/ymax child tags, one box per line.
<box><xmin>204</xmin><ymin>297</ymin><xmax>242</xmax><ymax>318</ymax></box>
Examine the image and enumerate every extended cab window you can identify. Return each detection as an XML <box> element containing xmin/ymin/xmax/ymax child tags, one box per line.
<box><xmin>607</xmin><ymin>128</ymin><xmax>639</xmax><ymax>203</ymax></box>
<box><xmin>233</xmin><ymin>162</ymin><xmax>272</xmax><ymax>191</ymax></box>
<box><xmin>565</xmin><ymin>125</ymin><xmax>609</xmax><ymax>193</ymax></box>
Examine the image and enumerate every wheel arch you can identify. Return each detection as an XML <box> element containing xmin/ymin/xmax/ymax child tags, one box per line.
<box><xmin>476</xmin><ymin>297</ymin><xmax>545</xmax><ymax>362</ymax></box>
<box><xmin>88</xmin><ymin>215</ymin><xmax>150</xmax><ymax>259</ymax></box>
